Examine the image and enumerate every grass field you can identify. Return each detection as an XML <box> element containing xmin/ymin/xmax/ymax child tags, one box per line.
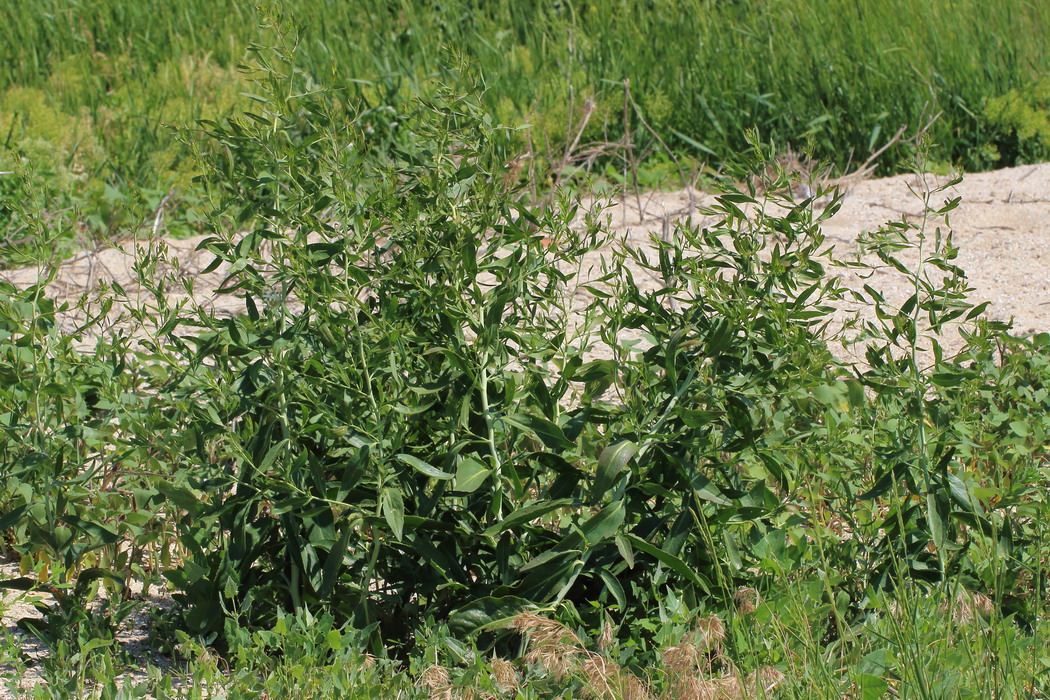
<box><xmin>1</xmin><ymin>0</ymin><xmax>1049</xmax><ymax>254</ymax></box>
<box><xmin>1</xmin><ymin>3</ymin><xmax>1050</xmax><ymax>698</ymax></box>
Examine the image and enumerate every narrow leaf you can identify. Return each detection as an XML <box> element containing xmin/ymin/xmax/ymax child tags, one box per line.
<box><xmin>593</xmin><ymin>441</ymin><xmax>638</xmax><ymax>499</ymax></box>
<box><xmin>483</xmin><ymin>499</ymin><xmax>574</xmax><ymax>537</ymax></box>
<box><xmin>624</xmin><ymin>534</ymin><xmax>711</xmax><ymax>593</ymax></box>
<box><xmin>502</xmin><ymin>414</ymin><xmax>573</xmax><ymax>451</ymax></box>
<box><xmin>397</xmin><ymin>454</ymin><xmax>454</xmax><ymax>480</ymax></box>
<box><xmin>382</xmin><ymin>488</ymin><xmax>405</xmax><ymax>541</ymax></box>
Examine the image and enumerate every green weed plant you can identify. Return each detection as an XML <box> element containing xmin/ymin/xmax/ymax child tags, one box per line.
<box><xmin>0</xmin><ymin>14</ymin><xmax>1049</xmax><ymax>699</ymax></box>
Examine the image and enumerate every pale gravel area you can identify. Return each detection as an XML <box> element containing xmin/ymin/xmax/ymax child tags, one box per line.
<box><xmin>3</xmin><ymin>162</ymin><xmax>1050</xmax><ymax>359</ymax></box>
<box><xmin>4</xmin><ymin>163</ymin><xmax>1048</xmax><ymax>358</ymax></box>
<box><xmin>568</xmin><ymin>162</ymin><xmax>1050</xmax><ymax>364</ymax></box>
<box><xmin>1</xmin><ymin>162</ymin><xmax>1049</xmax><ymax>693</ymax></box>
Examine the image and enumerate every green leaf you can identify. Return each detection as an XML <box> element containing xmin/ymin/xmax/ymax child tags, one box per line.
<box><xmin>965</xmin><ymin>301</ymin><xmax>990</xmax><ymax>321</ymax></box>
<box><xmin>258</xmin><ymin>439</ymin><xmax>289</xmax><ymax>473</ymax></box>
<box><xmin>447</xmin><ymin>596</ymin><xmax>529</xmax><ymax>636</ymax></box>
<box><xmin>858</xmin><ymin>673</ymin><xmax>888</xmax><ymax>700</ymax></box>
<box><xmin>592</xmin><ymin>441</ymin><xmax>637</xmax><ymax>499</ymax></box>
<box><xmin>454</xmin><ymin>456</ymin><xmax>491</xmax><ymax>493</ymax></box>
<box><xmin>59</xmin><ymin>516</ymin><xmax>119</xmax><ymax>546</ymax></box>
<box><xmin>80</xmin><ymin>637</ymin><xmax>114</xmax><ymax>653</ymax></box>
<box><xmin>927</xmin><ymin>492</ymin><xmax>945</xmax><ymax>551</ymax></box>
<box><xmin>812</xmin><ymin>382</ymin><xmax>848</xmax><ymax>409</ymax></box>
<box><xmin>718</xmin><ymin>192</ymin><xmax>758</xmax><ymax>204</ymax></box>
<box><xmin>671</xmin><ymin>129</ymin><xmax>717</xmax><ymax>156</ymax></box>
<box><xmin>0</xmin><ymin>505</ymin><xmax>28</xmax><ymax>531</ymax></box>
<box><xmin>517</xmin><ymin>550</ymin><xmax>583</xmax><ymax>601</ymax></box>
<box><xmin>680</xmin><ymin>410</ymin><xmax>721</xmax><ymax>428</ymax></box>
<box><xmin>382</xmin><ymin>488</ymin><xmax>405</xmax><ymax>541</ymax></box>
<box><xmin>318</xmin><ymin>519</ymin><xmax>355</xmax><ymax>599</ymax></box>
<box><xmin>624</xmin><ymin>534</ymin><xmax>711</xmax><ymax>593</ymax></box>
<box><xmin>598</xmin><ymin>570</ymin><xmax>626</xmax><ymax>608</ymax></box>
<box><xmin>396</xmin><ymin>454</ymin><xmax>454</xmax><ymax>480</ymax></box>
<box><xmin>580</xmin><ymin>501</ymin><xmax>626</xmax><ymax>545</ymax></box>
<box><xmin>724</xmin><ymin>530</ymin><xmax>742</xmax><ymax>569</ymax></box>
<box><xmin>930</xmin><ymin>372</ymin><xmax>965</xmax><ymax>388</ymax></box>
<box><xmin>946</xmin><ymin>473</ymin><xmax>975</xmax><ymax>513</ymax></box>
<box><xmin>0</xmin><ymin>577</ymin><xmax>37</xmax><ymax>591</ymax></box>
<box><xmin>614</xmin><ymin>535</ymin><xmax>635</xmax><ymax>568</ymax></box>
<box><xmin>1009</xmin><ymin>420</ymin><xmax>1030</xmax><ymax>438</ymax></box>
<box><xmin>936</xmin><ymin>196</ymin><xmax>961</xmax><ymax>214</ymax></box>
<box><xmin>691</xmin><ymin>473</ymin><xmax>732</xmax><ymax>506</ymax></box>
<box><xmin>572</xmin><ymin>359</ymin><xmax>617</xmax><ymax>384</ymax></box>
<box><xmin>483</xmin><ymin>499</ymin><xmax>574</xmax><ymax>537</ymax></box>
<box><xmin>502</xmin><ymin>414</ymin><xmax>573</xmax><ymax>451</ymax></box>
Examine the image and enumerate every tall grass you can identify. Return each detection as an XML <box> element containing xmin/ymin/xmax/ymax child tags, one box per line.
<box><xmin>0</xmin><ymin>0</ymin><xmax>1047</xmax><ymax>254</ymax></box>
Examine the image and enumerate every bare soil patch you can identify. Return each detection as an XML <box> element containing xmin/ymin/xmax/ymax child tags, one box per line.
<box><xmin>571</xmin><ymin>163</ymin><xmax>1050</xmax><ymax>361</ymax></box>
<box><xmin>4</xmin><ymin>163</ymin><xmax>1048</xmax><ymax>356</ymax></box>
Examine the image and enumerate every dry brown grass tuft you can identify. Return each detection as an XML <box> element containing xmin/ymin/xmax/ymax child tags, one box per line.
<box><xmin>420</xmin><ymin>664</ymin><xmax>456</xmax><ymax>700</ymax></box>
<box><xmin>662</xmin><ymin>666</ymin><xmax>784</xmax><ymax>700</ymax></box>
<box><xmin>733</xmin><ymin>588</ymin><xmax>760</xmax><ymax>615</ymax></box>
<box><xmin>657</xmin><ymin>612</ymin><xmax>784</xmax><ymax>700</ymax></box>
<box><xmin>664</xmin><ymin>673</ymin><xmax>743</xmax><ymax>700</ymax></box>
<box><xmin>420</xmin><ymin>664</ymin><xmax>499</xmax><ymax>700</ymax></box>
<box><xmin>746</xmin><ymin>665</ymin><xmax>786</xmax><ymax>697</ymax></box>
<box><xmin>489</xmin><ymin>657</ymin><xmax>519</xmax><ymax>693</ymax></box>
<box><xmin>514</xmin><ymin>612</ymin><xmax>583</xmax><ymax>681</ymax></box>
<box><xmin>598</xmin><ymin>614</ymin><xmax>615</xmax><ymax>652</ymax></box>
<box><xmin>695</xmin><ymin>615</ymin><xmax>726</xmax><ymax>653</ymax></box>
<box><xmin>512</xmin><ymin>612</ymin><xmax>653</xmax><ymax>700</ymax></box>
<box><xmin>944</xmin><ymin>589</ymin><xmax>996</xmax><ymax>626</ymax></box>
<box><xmin>662</xmin><ymin>641</ymin><xmax>702</xmax><ymax>676</ymax></box>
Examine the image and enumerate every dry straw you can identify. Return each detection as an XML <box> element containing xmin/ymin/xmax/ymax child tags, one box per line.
<box><xmin>420</xmin><ymin>663</ymin><xmax>500</xmax><ymax>700</ymax></box>
<box><xmin>733</xmin><ymin>587</ymin><xmax>760</xmax><ymax>615</ymax></box>
<box><xmin>489</xmin><ymin>657</ymin><xmax>519</xmax><ymax>693</ymax></box>
<box><xmin>512</xmin><ymin>611</ymin><xmax>785</xmax><ymax>699</ymax></box>
<box><xmin>512</xmin><ymin>612</ymin><xmax>652</xmax><ymax>700</ymax></box>
<box><xmin>944</xmin><ymin>589</ymin><xmax>996</xmax><ymax>625</ymax></box>
<box><xmin>420</xmin><ymin>664</ymin><xmax>456</xmax><ymax>700</ymax></box>
<box><xmin>660</xmin><ymin>614</ymin><xmax>783</xmax><ymax>700</ymax></box>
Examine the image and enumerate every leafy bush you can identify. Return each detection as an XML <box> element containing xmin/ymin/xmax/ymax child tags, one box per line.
<box><xmin>984</xmin><ymin>77</ymin><xmax>1050</xmax><ymax>167</ymax></box>
<box><xmin>116</xmin><ymin>30</ymin><xmax>870</xmax><ymax>655</ymax></box>
<box><xmin>1</xmin><ymin>14</ymin><xmax>1050</xmax><ymax>697</ymax></box>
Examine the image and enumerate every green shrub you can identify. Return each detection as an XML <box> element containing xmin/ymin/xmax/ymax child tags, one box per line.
<box><xmin>984</xmin><ymin>77</ymin><xmax>1050</xmax><ymax>166</ymax></box>
<box><xmin>1</xmin><ymin>13</ymin><xmax>1049</xmax><ymax>695</ymax></box>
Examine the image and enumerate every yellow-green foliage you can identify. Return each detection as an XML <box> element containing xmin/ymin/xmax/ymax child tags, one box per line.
<box><xmin>2</xmin><ymin>53</ymin><xmax>246</xmax><ymax>194</ymax></box>
<box><xmin>528</xmin><ymin>74</ymin><xmax>618</xmax><ymax>155</ymax></box>
<box><xmin>0</xmin><ymin>86</ymin><xmax>101</xmax><ymax>187</ymax></box>
<box><xmin>123</xmin><ymin>54</ymin><xmax>247</xmax><ymax>185</ymax></box>
<box><xmin>985</xmin><ymin>77</ymin><xmax>1050</xmax><ymax>150</ymax></box>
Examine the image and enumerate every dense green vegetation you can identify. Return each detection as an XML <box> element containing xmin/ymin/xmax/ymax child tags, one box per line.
<box><xmin>1</xmin><ymin>0</ymin><xmax>1049</xmax><ymax>258</ymax></box>
<box><xmin>2</xmin><ymin>5</ymin><xmax>1050</xmax><ymax>698</ymax></box>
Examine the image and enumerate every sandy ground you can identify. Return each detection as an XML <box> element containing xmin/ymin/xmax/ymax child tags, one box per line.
<box><xmin>570</xmin><ymin>163</ymin><xmax>1050</xmax><ymax>365</ymax></box>
<box><xmin>3</xmin><ymin>162</ymin><xmax>1049</xmax><ymax>356</ymax></box>
<box><xmin>0</xmin><ymin>558</ymin><xmax>180</xmax><ymax>696</ymax></box>
<box><xmin>1</xmin><ymin>162</ymin><xmax>1049</xmax><ymax>693</ymax></box>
